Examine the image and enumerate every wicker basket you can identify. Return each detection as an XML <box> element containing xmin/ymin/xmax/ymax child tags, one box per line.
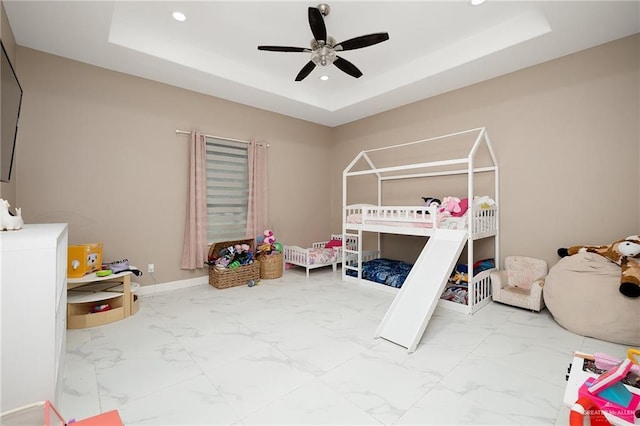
<box><xmin>258</xmin><ymin>252</ymin><xmax>283</xmax><ymax>279</ymax></box>
<box><xmin>209</xmin><ymin>261</ymin><xmax>261</xmax><ymax>289</ymax></box>
<box><xmin>208</xmin><ymin>239</ymin><xmax>260</xmax><ymax>289</ymax></box>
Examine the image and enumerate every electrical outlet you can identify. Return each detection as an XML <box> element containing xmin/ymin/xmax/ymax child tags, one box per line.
<box><xmin>148</xmin><ymin>263</ymin><xmax>155</xmax><ymax>273</ymax></box>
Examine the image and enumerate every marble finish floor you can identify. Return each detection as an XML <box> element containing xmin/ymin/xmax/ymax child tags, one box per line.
<box><xmin>61</xmin><ymin>268</ymin><xmax>629</xmax><ymax>425</ymax></box>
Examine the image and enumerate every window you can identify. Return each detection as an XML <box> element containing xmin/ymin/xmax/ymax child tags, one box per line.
<box><xmin>205</xmin><ymin>137</ymin><xmax>249</xmax><ymax>243</ymax></box>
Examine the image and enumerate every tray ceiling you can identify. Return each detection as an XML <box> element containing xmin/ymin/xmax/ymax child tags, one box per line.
<box><xmin>4</xmin><ymin>1</ymin><xmax>639</xmax><ymax>127</ymax></box>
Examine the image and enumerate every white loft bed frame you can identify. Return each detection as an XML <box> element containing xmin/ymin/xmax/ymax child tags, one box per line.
<box><xmin>341</xmin><ymin>127</ymin><xmax>500</xmax><ymax>316</ymax></box>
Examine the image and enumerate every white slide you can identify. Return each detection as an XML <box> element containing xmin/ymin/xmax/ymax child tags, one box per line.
<box><xmin>375</xmin><ymin>229</ymin><xmax>467</xmax><ymax>353</ymax></box>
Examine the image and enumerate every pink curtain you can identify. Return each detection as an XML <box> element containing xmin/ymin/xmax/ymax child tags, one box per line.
<box><xmin>246</xmin><ymin>140</ymin><xmax>268</xmax><ymax>239</ymax></box>
<box><xmin>181</xmin><ymin>131</ymin><xmax>208</xmax><ymax>269</ymax></box>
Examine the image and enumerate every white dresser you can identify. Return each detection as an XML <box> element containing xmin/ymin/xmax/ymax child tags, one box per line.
<box><xmin>0</xmin><ymin>223</ymin><xmax>68</xmax><ymax>412</ymax></box>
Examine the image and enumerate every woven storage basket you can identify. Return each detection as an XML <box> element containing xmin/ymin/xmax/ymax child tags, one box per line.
<box><xmin>258</xmin><ymin>252</ymin><xmax>283</xmax><ymax>279</ymax></box>
<box><xmin>208</xmin><ymin>239</ymin><xmax>260</xmax><ymax>289</ymax></box>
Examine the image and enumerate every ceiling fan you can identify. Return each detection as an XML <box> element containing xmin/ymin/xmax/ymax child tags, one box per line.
<box><xmin>257</xmin><ymin>4</ymin><xmax>390</xmax><ymax>81</ymax></box>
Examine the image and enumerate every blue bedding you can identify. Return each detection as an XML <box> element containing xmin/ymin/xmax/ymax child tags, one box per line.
<box><xmin>345</xmin><ymin>257</ymin><xmax>496</xmax><ymax>292</ymax></box>
<box><xmin>345</xmin><ymin>258</ymin><xmax>413</xmax><ymax>288</ymax></box>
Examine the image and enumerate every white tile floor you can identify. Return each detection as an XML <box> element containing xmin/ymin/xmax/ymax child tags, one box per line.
<box><xmin>61</xmin><ymin>267</ymin><xmax>629</xmax><ymax>425</ymax></box>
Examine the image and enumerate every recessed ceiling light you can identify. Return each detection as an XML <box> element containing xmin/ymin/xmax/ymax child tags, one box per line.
<box><xmin>172</xmin><ymin>11</ymin><xmax>186</xmax><ymax>22</ymax></box>
<box><xmin>320</xmin><ymin>75</ymin><xmax>330</xmax><ymax>81</ymax></box>
<box><xmin>471</xmin><ymin>0</ymin><xmax>486</xmax><ymax>5</ymax></box>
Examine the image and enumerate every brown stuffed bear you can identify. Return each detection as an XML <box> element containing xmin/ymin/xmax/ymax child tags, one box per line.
<box><xmin>558</xmin><ymin>235</ymin><xmax>640</xmax><ymax>298</ymax></box>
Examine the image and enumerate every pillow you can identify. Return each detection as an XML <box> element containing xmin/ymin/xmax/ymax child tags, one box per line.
<box><xmin>325</xmin><ymin>239</ymin><xmax>343</xmax><ymax>249</ymax></box>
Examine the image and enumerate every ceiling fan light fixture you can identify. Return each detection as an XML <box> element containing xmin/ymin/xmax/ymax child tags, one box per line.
<box><xmin>172</xmin><ymin>11</ymin><xmax>186</xmax><ymax>22</ymax></box>
<box><xmin>257</xmin><ymin>4</ymin><xmax>389</xmax><ymax>81</ymax></box>
<box><xmin>320</xmin><ymin>75</ymin><xmax>330</xmax><ymax>81</ymax></box>
<box><xmin>311</xmin><ymin>46</ymin><xmax>336</xmax><ymax>66</ymax></box>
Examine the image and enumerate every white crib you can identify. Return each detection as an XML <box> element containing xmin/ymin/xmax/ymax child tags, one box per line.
<box><xmin>283</xmin><ymin>234</ymin><xmax>356</xmax><ymax>277</ymax></box>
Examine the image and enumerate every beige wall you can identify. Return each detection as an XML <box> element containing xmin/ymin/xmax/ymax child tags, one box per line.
<box><xmin>10</xmin><ymin>32</ymin><xmax>639</xmax><ymax>286</ymax></box>
<box><xmin>14</xmin><ymin>47</ymin><xmax>333</xmax><ymax>285</ymax></box>
<box><xmin>331</xmin><ymin>34</ymin><xmax>640</xmax><ymax>267</ymax></box>
<box><xmin>0</xmin><ymin>1</ymin><xmax>17</xmax><ymax>204</ymax></box>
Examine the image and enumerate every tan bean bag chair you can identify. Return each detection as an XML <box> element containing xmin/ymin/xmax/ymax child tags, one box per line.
<box><xmin>544</xmin><ymin>252</ymin><xmax>640</xmax><ymax>345</ymax></box>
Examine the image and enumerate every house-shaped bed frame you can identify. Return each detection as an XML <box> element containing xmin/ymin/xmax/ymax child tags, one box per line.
<box><xmin>341</xmin><ymin>127</ymin><xmax>500</xmax><ymax>352</ymax></box>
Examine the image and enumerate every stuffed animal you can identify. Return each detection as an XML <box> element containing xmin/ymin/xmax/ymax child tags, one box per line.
<box><xmin>439</xmin><ymin>196</ymin><xmax>469</xmax><ymax>217</ymax></box>
<box><xmin>558</xmin><ymin>235</ymin><xmax>640</xmax><ymax>298</ymax></box>
<box><xmin>263</xmin><ymin>229</ymin><xmax>276</xmax><ymax>245</ymax></box>
<box><xmin>421</xmin><ymin>197</ymin><xmax>441</xmax><ymax>208</ymax></box>
<box><xmin>450</xmin><ymin>271</ymin><xmax>468</xmax><ymax>284</ymax></box>
<box><xmin>473</xmin><ymin>195</ymin><xmax>495</xmax><ymax>209</ymax></box>
<box><xmin>258</xmin><ymin>243</ymin><xmax>272</xmax><ymax>254</ymax></box>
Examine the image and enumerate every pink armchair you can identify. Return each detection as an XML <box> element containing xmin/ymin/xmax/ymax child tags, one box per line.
<box><xmin>490</xmin><ymin>256</ymin><xmax>548</xmax><ymax>312</ymax></box>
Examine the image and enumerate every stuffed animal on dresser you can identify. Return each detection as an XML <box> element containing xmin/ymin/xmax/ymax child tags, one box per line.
<box><xmin>557</xmin><ymin>235</ymin><xmax>640</xmax><ymax>298</ymax></box>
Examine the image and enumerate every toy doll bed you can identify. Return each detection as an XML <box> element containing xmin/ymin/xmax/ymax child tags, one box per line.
<box><xmin>341</xmin><ymin>127</ymin><xmax>499</xmax><ymax>352</ymax></box>
<box><xmin>283</xmin><ymin>234</ymin><xmax>357</xmax><ymax>277</ymax></box>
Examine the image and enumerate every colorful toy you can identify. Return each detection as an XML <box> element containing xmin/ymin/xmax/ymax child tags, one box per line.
<box><xmin>558</xmin><ymin>235</ymin><xmax>640</xmax><ymax>298</ymax></box>
<box><xmin>91</xmin><ymin>304</ymin><xmax>112</xmax><ymax>313</ymax></box>
<box><xmin>450</xmin><ymin>271</ymin><xmax>467</xmax><ymax>284</ymax></box>
<box><xmin>569</xmin><ymin>396</ymin><xmax>611</xmax><ymax>426</ymax></box>
<box><xmin>264</xmin><ymin>229</ymin><xmax>275</xmax><ymax>245</ymax></box>
<box><xmin>257</xmin><ymin>229</ymin><xmax>282</xmax><ymax>255</ymax></box>
<box><xmin>212</xmin><ymin>243</ymin><xmax>255</xmax><ymax>270</ymax></box>
<box><xmin>68</xmin><ymin>243</ymin><xmax>104</xmax><ymax>278</ymax></box>
<box><xmin>575</xmin><ymin>350</ymin><xmax>640</xmax><ymax>376</ymax></box>
<box><xmin>575</xmin><ymin>357</ymin><xmax>640</xmax><ymax>424</ymax></box>
<box><xmin>438</xmin><ymin>196</ymin><xmax>469</xmax><ymax>217</ymax></box>
<box><xmin>257</xmin><ymin>243</ymin><xmax>271</xmax><ymax>252</ymax></box>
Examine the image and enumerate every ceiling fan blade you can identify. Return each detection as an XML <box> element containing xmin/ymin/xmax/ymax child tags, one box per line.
<box><xmin>334</xmin><ymin>56</ymin><xmax>363</xmax><ymax>78</ymax></box>
<box><xmin>295</xmin><ymin>61</ymin><xmax>316</xmax><ymax>81</ymax></box>
<box><xmin>308</xmin><ymin>7</ymin><xmax>327</xmax><ymax>42</ymax></box>
<box><xmin>335</xmin><ymin>33</ymin><xmax>390</xmax><ymax>51</ymax></box>
<box><xmin>257</xmin><ymin>45</ymin><xmax>310</xmax><ymax>53</ymax></box>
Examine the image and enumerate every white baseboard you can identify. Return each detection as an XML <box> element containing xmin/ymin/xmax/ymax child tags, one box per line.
<box><xmin>137</xmin><ymin>275</ymin><xmax>208</xmax><ymax>296</ymax></box>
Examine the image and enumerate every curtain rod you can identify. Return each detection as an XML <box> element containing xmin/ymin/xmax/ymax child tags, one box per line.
<box><xmin>175</xmin><ymin>129</ymin><xmax>269</xmax><ymax>147</ymax></box>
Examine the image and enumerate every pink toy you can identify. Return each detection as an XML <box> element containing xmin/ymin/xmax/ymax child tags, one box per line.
<box><xmin>439</xmin><ymin>196</ymin><xmax>461</xmax><ymax>215</ymax></box>
<box><xmin>438</xmin><ymin>196</ymin><xmax>469</xmax><ymax>217</ymax></box>
<box><xmin>263</xmin><ymin>229</ymin><xmax>276</xmax><ymax>245</ymax></box>
<box><xmin>574</xmin><ymin>351</ymin><xmax>640</xmax><ymax>375</ymax></box>
<box><xmin>576</xmin><ymin>358</ymin><xmax>640</xmax><ymax>423</ymax></box>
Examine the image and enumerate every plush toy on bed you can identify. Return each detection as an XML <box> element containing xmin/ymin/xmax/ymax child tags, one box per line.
<box><xmin>473</xmin><ymin>195</ymin><xmax>496</xmax><ymax>209</ymax></box>
<box><xmin>421</xmin><ymin>197</ymin><xmax>441</xmax><ymax>208</ymax></box>
<box><xmin>438</xmin><ymin>196</ymin><xmax>469</xmax><ymax>217</ymax></box>
<box><xmin>557</xmin><ymin>235</ymin><xmax>640</xmax><ymax>298</ymax></box>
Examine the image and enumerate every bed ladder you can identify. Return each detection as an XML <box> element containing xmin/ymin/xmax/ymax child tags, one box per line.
<box><xmin>375</xmin><ymin>229</ymin><xmax>467</xmax><ymax>353</ymax></box>
<box><xmin>341</xmin><ymin>229</ymin><xmax>362</xmax><ymax>280</ymax></box>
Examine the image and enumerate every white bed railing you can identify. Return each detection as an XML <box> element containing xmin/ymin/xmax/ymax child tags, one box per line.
<box><xmin>345</xmin><ymin>204</ymin><xmax>439</xmax><ymax>225</ymax></box>
<box><xmin>283</xmin><ymin>234</ymin><xmax>359</xmax><ymax>277</ymax></box>
<box><xmin>345</xmin><ymin>204</ymin><xmax>497</xmax><ymax>237</ymax></box>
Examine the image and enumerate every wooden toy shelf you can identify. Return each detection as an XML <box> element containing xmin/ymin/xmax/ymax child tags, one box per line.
<box><xmin>67</xmin><ymin>270</ymin><xmax>139</xmax><ymax>329</ymax></box>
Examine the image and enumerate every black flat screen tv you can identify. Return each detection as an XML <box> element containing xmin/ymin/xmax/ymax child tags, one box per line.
<box><xmin>0</xmin><ymin>40</ymin><xmax>23</xmax><ymax>183</ymax></box>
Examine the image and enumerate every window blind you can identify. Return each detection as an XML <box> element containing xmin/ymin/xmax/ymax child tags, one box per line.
<box><xmin>205</xmin><ymin>137</ymin><xmax>249</xmax><ymax>243</ymax></box>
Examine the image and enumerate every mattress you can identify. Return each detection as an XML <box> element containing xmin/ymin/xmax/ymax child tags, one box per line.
<box><xmin>345</xmin><ymin>258</ymin><xmax>413</xmax><ymax>288</ymax></box>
